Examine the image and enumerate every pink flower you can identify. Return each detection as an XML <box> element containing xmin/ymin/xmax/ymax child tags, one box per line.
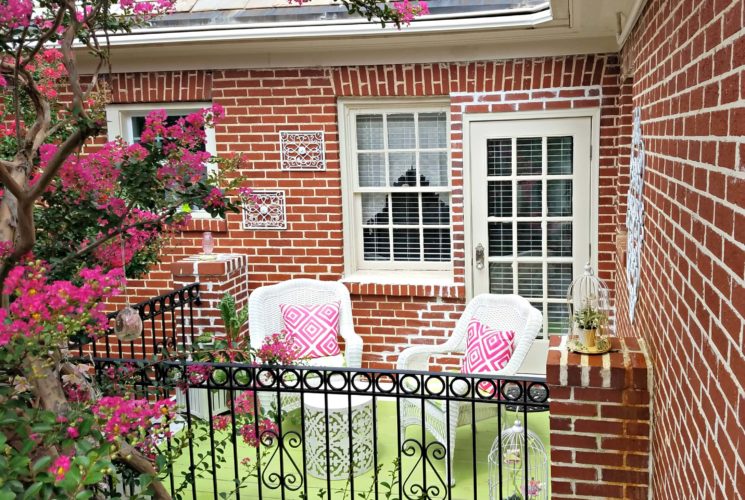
<box><xmin>212</xmin><ymin>415</ymin><xmax>230</xmax><ymax>431</ymax></box>
<box><xmin>49</xmin><ymin>454</ymin><xmax>72</xmax><ymax>482</ymax></box>
<box><xmin>392</xmin><ymin>0</ymin><xmax>429</xmax><ymax>25</ymax></box>
<box><xmin>66</xmin><ymin>427</ymin><xmax>79</xmax><ymax>439</ymax></box>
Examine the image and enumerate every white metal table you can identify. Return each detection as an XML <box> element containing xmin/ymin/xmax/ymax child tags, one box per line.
<box><xmin>302</xmin><ymin>393</ymin><xmax>374</xmax><ymax>480</ymax></box>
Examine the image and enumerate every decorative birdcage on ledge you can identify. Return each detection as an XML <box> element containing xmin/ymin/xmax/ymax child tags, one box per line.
<box><xmin>566</xmin><ymin>262</ymin><xmax>613</xmax><ymax>354</ymax></box>
<box><xmin>488</xmin><ymin>419</ymin><xmax>548</xmax><ymax>500</ymax></box>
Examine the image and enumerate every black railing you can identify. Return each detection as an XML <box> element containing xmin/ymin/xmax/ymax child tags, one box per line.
<box><xmin>84</xmin><ymin>286</ymin><xmax>551</xmax><ymax>500</ymax></box>
<box><xmin>74</xmin><ymin>283</ymin><xmax>201</xmax><ymax>359</ymax></box>
<box><xmin>86</xmin><ymin>360</ymin><xmax>549</xmax><ymax>500</ymax></box>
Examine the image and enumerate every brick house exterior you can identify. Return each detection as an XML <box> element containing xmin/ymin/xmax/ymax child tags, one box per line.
<box><xmin>96</xmin><ymin>0</ymin><xmax>744</xmax><ymax>497</ymax></box>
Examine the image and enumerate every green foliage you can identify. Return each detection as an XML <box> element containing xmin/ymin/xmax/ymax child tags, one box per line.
<box><xmin>573</xmin><ymin>304</ymin><xmax>607</xmax><ymax>330</ymax></box>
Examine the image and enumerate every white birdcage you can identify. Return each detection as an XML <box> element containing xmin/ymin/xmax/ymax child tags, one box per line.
<box><xmin>488</xmin><ymin>419</ymin><xmax>548</xmax><ymax>500</ymax></box>
<box><xmin>566</xmin><ymin>262</ymin><xmax>613</xmax><ymax>353</ymax></box>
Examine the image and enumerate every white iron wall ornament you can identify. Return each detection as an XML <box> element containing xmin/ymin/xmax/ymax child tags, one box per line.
<box><xmin>242</xmin><ymin>190</ymin><xmax>287</xmax><ymax>230</ymax></box>
<box><xmin>280</xmin><ymin>131</ymin><xmax>326</xmax><ymax>170</ymax></box>
<box><xmin>626</xmin><ymin>107</ymin><xmax>645</xmax><ymax>323</ymax></box>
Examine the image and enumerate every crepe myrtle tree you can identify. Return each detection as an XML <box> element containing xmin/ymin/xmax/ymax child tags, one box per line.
<box><xmin>0</xmin><ymin>0</ymin><xmax>426</xmax><ymax>498</ymax></box>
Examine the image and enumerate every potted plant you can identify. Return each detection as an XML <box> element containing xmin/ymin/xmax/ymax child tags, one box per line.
<box><xmin>572</xmin><ymin>301</ymin><xmax>607</xmax><ymax>349</ymax></box>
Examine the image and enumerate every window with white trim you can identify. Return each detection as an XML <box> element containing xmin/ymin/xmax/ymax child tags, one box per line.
<box><xmin>105</xmin><ymin>102</ymin><xmax>217</xmax><ymax>219</ymax></box>
<box><xmin>340</xmin><ymin>100</ymin><xmax>452</xmax><ymax>276</ymax></box>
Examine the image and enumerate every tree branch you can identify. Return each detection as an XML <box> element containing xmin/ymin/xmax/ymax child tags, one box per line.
<box><xmin>27</xmin><ymin>126</ymin><xmax>89</xmax><ymax>201</ymax></box>
<box><xmin>51</xmin><ymin>204</ymin><xmax>182</xmax><ymax>272</ymax></box>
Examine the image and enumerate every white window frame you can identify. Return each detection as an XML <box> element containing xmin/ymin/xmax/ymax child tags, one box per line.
<box><xmin>105</xmin><ymin>102</ymin><xmax>218</xmax><ymax>220</ymax></box>
<box><xmin>338</xmin><ymin>97</ymin><xmax>453</xmax><ymax>279</ymax></box>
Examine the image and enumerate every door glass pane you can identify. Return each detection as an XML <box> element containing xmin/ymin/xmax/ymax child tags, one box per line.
<box><xmin>387</xmin><ymin>114</ymin><xmax>416</xmax><ymax>149</ymax></box>
<box><xmin>517</xmin><ymin>222</ymin><xmax>542</xmax><ymax>256</ymax></box>
<box><xmin>547</xmin><ymin>136</ymin><xmax>573</xmax><ymax>175</ymax></box>
<box><xmin>419</xmin><ymin>151</ymin><xmax>448</xmax><ymax>186</ymax></box>
<box><xmin>517</xmin><ymin>263</ymin><xmax>543</xmax><ymax>298</ymax></box>
<box><xmin>489</xmin><ymin>222</ymin><xmax>513</xmax><ymax>257</ymax></box>
<box><xmin>423</xmin><ymin>228</ymin><xmax>450</xmax><ymax>261</ymax></box>
<box><xmin>547</xmin><ymin>179</ymin><xmax>572</xmax><ymax>216</ymax></box>
<box><xmin>547</xmin><ymin>222</ymin><xmax>572</xmax><ymax>257</ymax></box>
<box><xmin>516</xmin><ymin>137</ymin><xmax>542</xmax><ymax>176</ymax></box>
<box><xmin>489</xmin><ymin>263</ymin><xmax>513</xmax><ymax>294</ymax></box>
<box><xmin>356</xmin><ymin>115</ymin><xmax>384</xmax><ymax>150</ymax></box>
<box><xmin>547</xmin><ymin>263</ymin><xmax>573</xmax><ymax>298</ymax></box>
<box><xmin>358</xmin><ymin>152</ymin><xmax>385</xmax><ymax>187</ymax></box>
<box><xmin>418</xmin><ymin>112</ymin><xmax>447</xmax><ymax>148</ymax></box>
<box><xmin>483</xmin><ymin>129</ymin><xmax>579</xmax><ymax>336</ymax></box>
<box><xmin>487</xmin><ymin>138</ymin><xmax>511</xmax><ymax>176</ymax></box>
<box><xmin>517</xmin><ymin>180</ymin><xmax>542</xmax><ymax>217</ymax></box>
<box><xmin>488</xmin><ymin>181</ymin><xmax>512</xmax><ymax>217</ymax></box>
<box><xmin>392</xmin><ymin>229</ymin><xmax>420</xmax><ymax>260</ymax></box>
<box><xmin>547</xmin><ymin>303</ymin><xmax>568</xmax><ymax>335</ymax></box>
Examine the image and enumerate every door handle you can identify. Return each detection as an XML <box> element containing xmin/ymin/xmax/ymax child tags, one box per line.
<box><xmin>475</xmin><ymin>243</ymin><xmax>485</xmax><ymax>270</ymax></box>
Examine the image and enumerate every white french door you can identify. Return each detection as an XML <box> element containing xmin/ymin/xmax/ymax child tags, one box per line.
<box><xmin>469</xmin><ymin>117</ymin><xmax>593</xmax><ymax>335</ymax></box>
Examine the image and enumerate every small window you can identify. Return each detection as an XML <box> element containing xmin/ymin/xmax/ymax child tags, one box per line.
<box><xmin>105</xmin><ymin>103</ymin><xmax>217</xmax><ymax>219</ymax></box>
<box><xmin>341</xmin><ymin>100</ymin><xmax>452</xmax><ymax>275</ymax></box>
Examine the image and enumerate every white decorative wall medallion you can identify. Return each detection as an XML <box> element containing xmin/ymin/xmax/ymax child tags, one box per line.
<box><xmin>280</xmin><ymin>131</ymin><xmax>326</xmax><ymax>171</ymax></box>
<box><xmin>625</xmin><ymin>107</ymin><xmax>645</xmax><ymax>323</ymax></box>
<box><xmin>242</xmin><ymin>190</ymin><xmax>287</xmax><ymax>230</ymax></box>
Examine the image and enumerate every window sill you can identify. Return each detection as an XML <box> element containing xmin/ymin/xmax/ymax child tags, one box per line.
<box><xmin>341</xmin><ymin>271</ymin><xmax>464</xmax><ymax>299</ymax></box>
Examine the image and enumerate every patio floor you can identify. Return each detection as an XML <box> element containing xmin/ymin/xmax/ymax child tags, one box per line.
<box><xmin>169</xmin><ymin>401</ymin><xmax>551</xmax><ymax>499</ymax></box>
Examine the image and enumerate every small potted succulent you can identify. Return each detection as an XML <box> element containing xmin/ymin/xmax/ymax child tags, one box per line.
<box><xmin>572</xmin><ymin>302</ymin><xmax>607</xmax><ymax>349</ymax></box>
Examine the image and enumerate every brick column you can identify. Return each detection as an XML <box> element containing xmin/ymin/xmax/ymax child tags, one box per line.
<box><xmin>547</xmin><ymin>336</ymin><xmax>651</xmax><ymax>499</ymax></box>
<box><xmin>171</xmin><ymin>254</ymin><xmax>249</xmax><ymax>341</ymax></box>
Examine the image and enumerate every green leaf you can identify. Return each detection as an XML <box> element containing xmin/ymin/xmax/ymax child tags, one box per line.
<box><xmin>75</xmin><ymin>491</ymin><xmax>93</xmax><ymax>500</ymax></box>
<box><xmin>22</xmin><ymin>482</ymin><xmax>43</xmax><ymax>499</ymax></box>
<box><xmin>31</xmin><ymin>456</ymin><xmax>52</xmax><ymax>474</ymax></box>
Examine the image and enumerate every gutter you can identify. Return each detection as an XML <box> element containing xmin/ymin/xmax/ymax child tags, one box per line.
<box><xmin>99</xmin><ymin>8</ymin><xmax>554</xmax><ymax>47</ymax></box>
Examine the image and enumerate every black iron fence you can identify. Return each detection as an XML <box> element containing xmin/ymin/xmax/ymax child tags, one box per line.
<box><xmin>83</xmin><ymin>286</ymin><xmax>551</xmax><ymax>500</ymax></box>
<box><xmin>74</xmin><ymin>283</ymin><xmax>201</xmax><ymax>359</ymax></box>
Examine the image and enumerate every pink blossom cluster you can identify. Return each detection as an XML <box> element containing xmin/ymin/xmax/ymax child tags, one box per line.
<box><xmin>175</xmin><ymin>363</ymin><xmax>213</xmax><ymax>390</ymax></box>
<box><xmin>92</xmin><ymin>396</ymin><xmax>175</xmax><ymax>446</ymax></box>
<box><xmin>256</xmin><ymin>333</ymin><xmax>302</xmax><ymax>365</ymax></box>
<box><xmin>91</xmin><ymin>210</ymin><xmax>161</xmax><ymax>269</ymax></box>
<box><xmin>49</xmin><ymin>454</ymin><xmax>73</xmax><ymax>482</ymax></box>
<box><xmin>392</xmin><ymin>0</ymin><xmax>429</xmax><ymax>25</ymax></box>
<box><xmin>238</xmin><ymin>418</ymin><xmax>278</xmax><ymax>448</ymax></box>
<box><xmin>203</xmin><ymin>187</ymin><xmax>226</xmax><ymax>209</ymax></box>
<box><xmin>0</xmin><ymin>0</ymin><xmax>33</xmax><ymax>30</ymax></box>
<box><xmin>0</xmin><ymin>261</ymin><xmax>123</xmax><ymax>347</ymax></box>
<box><xmin>140</xmin><ymin>107</ymin><xmax>225</xmax><ymax>190</ymax></box>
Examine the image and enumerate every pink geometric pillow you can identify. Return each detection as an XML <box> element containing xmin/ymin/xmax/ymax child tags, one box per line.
<box><xmin>461</xmin><ymin>318</ymin><xmax>515</xmax><ymax>393</ymax></box>
<box><xmin>279</xmin><ymin>302</ymin><xmax>341</xmax><ymax>359</ymax></box>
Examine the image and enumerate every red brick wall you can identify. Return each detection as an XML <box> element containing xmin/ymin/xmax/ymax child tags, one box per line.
<box><xmin>616</xmin><ymin>0</ymin><xmax>745</xmax><ymax>497</ymax></box>
<box><xmin>106</xmin><ymin>55</ymin><xmax>624</xmax><ymax>369</ymax></box>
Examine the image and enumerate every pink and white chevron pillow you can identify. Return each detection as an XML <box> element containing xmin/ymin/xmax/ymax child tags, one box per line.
<box><xmin>280</xmin><ymin>302</ymin><xmax>341</xmax><ymax>359</ymax></box>
<box><xmin>462</xmin><ymin>318</ymin><xmax>515</xmax><ymax>393</ymax></box>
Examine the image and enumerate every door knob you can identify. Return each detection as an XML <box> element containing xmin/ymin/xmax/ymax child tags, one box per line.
<box><xmin>475</xmin><ymin>243</ymin><xmax>485</xmax><ymax>270</ymax></box>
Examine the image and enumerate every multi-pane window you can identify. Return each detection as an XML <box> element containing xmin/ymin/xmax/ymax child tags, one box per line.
<box><xmin>105</xmin><ymin>103</ymin><xmax>216</xmax><ymax>218</ymax></box>
<box><xmin>487</xmin><ymin>136</ymin><xmax>576</xmax><ymax>334</ymax></box>
<box><xmin>351</xmin><ymin>109</ymin><xmax>451</xmax><ymax>270</ymax></box>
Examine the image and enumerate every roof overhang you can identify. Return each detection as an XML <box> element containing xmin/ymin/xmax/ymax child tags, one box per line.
<box><xmin>77</xmin><ymin>0</ymin><xmax>638</xmax><ymax>73</ymax></box>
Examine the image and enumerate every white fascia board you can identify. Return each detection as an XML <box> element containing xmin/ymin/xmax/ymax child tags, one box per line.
<box><xmin>84</xmin><ymin>32</ymin><xmax>617</xmax><ymax>74</ymax></box>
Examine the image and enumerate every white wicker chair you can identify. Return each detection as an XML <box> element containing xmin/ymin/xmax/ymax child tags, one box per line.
<box><xmin>248</xmin><ymin>279</ymin><xmax>363</xmax><ymax>413</ymax></box>
<box><xmin>396</xmin><ymin>294</ymin><xmax>543</xmax><ymax>485</ymax></box>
